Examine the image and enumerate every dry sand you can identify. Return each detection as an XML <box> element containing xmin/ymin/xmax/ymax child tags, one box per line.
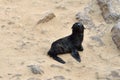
<box><xmin>0</xmin><ymin>0</ymin><xmax>120</xmax><ymax>80</ymax></box>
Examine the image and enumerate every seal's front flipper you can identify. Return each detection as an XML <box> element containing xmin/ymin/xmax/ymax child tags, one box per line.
<box><xmin>71</xmin><ymin>50</ymin><xmax>81</xmax><ymax>62</ymax></box>
<box><xmin>52</xmin><ymin>56</ymin><xmax>66</xmax><ymax>64</ymax></box>
<box><xmin>78</xmin><ymin>45</ymin><xmax>84</xmax><ymax>51</ymax></box>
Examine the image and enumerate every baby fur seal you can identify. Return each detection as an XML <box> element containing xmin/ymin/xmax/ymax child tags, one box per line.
<box><xmin>48</xmin><ymin>22</ymin><xmax>85</xmax><ymax>64</ymax></box>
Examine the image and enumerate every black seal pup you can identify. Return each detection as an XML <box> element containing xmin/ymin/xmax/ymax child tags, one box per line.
<box><xmin>48</xmin><ymin>22</ymin><xmax>85</xmax><ymax>64</ymax></box>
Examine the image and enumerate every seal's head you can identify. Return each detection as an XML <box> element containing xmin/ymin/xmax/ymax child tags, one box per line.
<box><xmin>72</xmin><ymin>22</ymin><xmax>85</xmax><ymax>33</ymax></box>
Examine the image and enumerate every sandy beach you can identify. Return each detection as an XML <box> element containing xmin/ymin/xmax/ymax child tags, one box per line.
<box><xmin>0</xmin><ymin>0</ymin><xmax>120</xmax><ymax>80</ymax></box>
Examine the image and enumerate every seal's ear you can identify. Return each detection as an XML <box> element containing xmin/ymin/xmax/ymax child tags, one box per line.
<box><xmin>71</xmin><ymin>23</ymin><xmax>78</xmax><ymax>29</ymax></box>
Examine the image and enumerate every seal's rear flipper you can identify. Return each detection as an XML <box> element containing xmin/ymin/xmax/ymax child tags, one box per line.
<box><xmin>48</xmin><ymin>51</ymin><xmax>66</xmax><ymax>64</ymax></box>
<box><xmin>71</xmin><ymin>50</ymin><xmax>81</xmax><ymax>62</ymax></box>
<box><xmin>52</xmin><ymin>56</ymin><xmax>66</xmax><ymax>64</ymax></box>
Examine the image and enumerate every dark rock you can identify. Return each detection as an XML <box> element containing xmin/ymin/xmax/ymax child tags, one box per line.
<box><xmin>111</xmin><ymin>21</ymin><xmax>120</xmax><ymax>49</ymax></box>
<box><xmin>75</xmin><ymin>12</ymin><xmax>95</xmax><ymax>29</ymax></box>
<box><xmin>36</xmin><ymin>11</ymin><xmax>55</xmax><ymax>25</ymax></box>
<box><xmin>97</xmin><ymin>0</ymin><xmax>120</xmax><ymax>23</ymax></box>
<box><xmin>28</xmin><ymin>65</ymin><xmax>44</xmax><ymax>74</ymax></box>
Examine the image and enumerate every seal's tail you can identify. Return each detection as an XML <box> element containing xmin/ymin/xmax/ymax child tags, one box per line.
<box><xmin>48</xmin><ymin>51</ymin><xmax>65</xmax><ymax>64</ymax></box>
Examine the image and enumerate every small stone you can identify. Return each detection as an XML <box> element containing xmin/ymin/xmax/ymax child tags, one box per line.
<box><xmin>65</xmin><ymin>69</ymin><xmax>71</xmax><ymax>72</ymax></box>
<box><xmin>36</xmin><ymin>58</ymin><xmax>45</xmax><ymax>63</ymax></box>
<box><xmin>27</xmin><ymin>78</ymin><xmax>41</xmax><ymax>80</ymax></box>
<box><xmin>20</xmin><ymin>61</ymin><xmax>25</xmax><ymax>65</ymax></box>
<box><xmin>111</xmin><ymin>21</ymin><xmax>120</xmax><ymax>49</ymax></box>
<box><xmin>1</xmin><ymin>25</ymin><xmax>6</xmax><ymax>28</ymax></box>
<box><xmin>46</xmin><ymin>78</ymin><xmax>52</xmax><ymax>80</ymax></box>
<box><xmin>56</xmin><ymin>4</ymin><xmax>66</xmax><ymax>9</ymax></box>
<box><xmin>50</xmin><ymin>64</ymin><xmax>63</xmax><ymax>69</ymax></box>
<box><xmin>8</xmin><ymin>21</ymin><xmax>15</xmax><ymax>25</ymax></box>
<box><xmin>0</xmin><ymin>76</ymin><xmax>2</xmax><ymax>78</ymax></box>
<box><xmin>95</xmin><ymin>72</ymin><xmax>108</xmax><ymax>80</ymax></box>
<box><xmin>54</xmin><ymin>76</ymin><xmax>65</xmax><ymax>80</ymax></box>
<box><xmin>8</xmin><ymin>73</ymin><xmax>12</xmax><ymax>75</ymax></box>
<box><xmin>28</xmin><ymin>65</ymin><xmax>44</xmax><ymax>74</ymax></box>
<box><xmin>36</xmin><ymin>11</ymin><xmax>55</xmax><ymax>25</ymax></box>
<box><xmin>9</xmin><ymin>74</ymin><xmax>22</xmax><ymax>80</ymax></box>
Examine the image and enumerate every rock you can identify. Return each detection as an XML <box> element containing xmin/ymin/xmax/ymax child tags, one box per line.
<box><xmin>0</xmin><ymin>76</ymin><xmax>2</xmax><ymax>78</ymax></box>
<box><xmin>36</xmin><ymin>58</ymin><xmax>45</xmax><ymax>63</ymax></box>
<box><xmin>96</xmin><ymin>70</ymin><xmax>120</xmax><ymax>80</ymax></box>
<box><xmin>111</xmin><ymin>21</ymin><xmax>120</xmax><ymax>49</ymax></box>
<box><xmin>97</xmin><ymin>0</ymin><xmax>120</xmax><ymax>23</ymax></box>
<box><xmin>28</xmin><ymin>65</ymin><xmax>44</xmax><ymax>74</ymax></box>
<box><xmin>8</xmin><ymin>73</ymin><xmax>12</xmax><ymax>75</ymax></box>
<box><xmin>1</xmin><ymin>25</ymin><xmax>6</xmax><ymax>28</ymax></box>
<box><xmin>9</xmin><ymin>74</ymin><xmax>22</xmax><ymax>80</ymax></box>
<box><xmin>46</xmin><ymin>78</ymin><xmax>52</xmax><ymax>80</ymax></box>
<box><xmin>90</xmin><ymin>36</ymin><xmax>105</xmax><ymax>46</ymax></box>
<box><xmin>110</xmin><ymin>71</ymin><xmax>120</xmax><ymax>77</ymax></box>
<box><xmin>95</xmin><ymin>23</ymin><xmax>106</xmax><ymax>37</ymax></box>
<box><xmin>75</xmin><ymin>12</ymin><xmax>95</xmax><ymax>29</ymax></box>
<box><xmin>20</xmin><ymin>61</ymin><xmax>25</xmax><ymax>65</ymax></box>
<box><xmin>65</xmin><ymin>69</ymin><xmax>71</xmax><ymax>72</ymax></box>
<box><xmin>50</xmin><ymin>64</ymin><xmax>64</xmax><ymax>69</ymax></box>
<box><xmin>8</xmin><ymin>21</ymin><xmax>15</xmax><ymax>25</ymax></box>
<box><xmin>84</xmin><ymin>0</ymin><xmax>97</xmax><ymax>15</ymax></box>
<box><xmin>56</xmin><ymin>4</ymin><xmax>67</xmax><ymax>10</ymax></box>
<box><xmin>36</xmin><ymin>11</ymin><xmax>55</xmax><ymax>24</ymax></box>
<box><xmin>54</xmin><ymin>76</ymin><xmax>65</xmax><ymax>80</ymax></box>
<box><xmin>95</xmin><ymin>72</ymin><xmax>110</xmax><ymax>80</ymax></box>
<box><xmin>107</xmin><ymin>70</ymin><xmax>120</xmax><ymax>80</ymax></box>
<box><xmin>27</xmin><ymin>78</ymin><xmax>41</xmax><ymax>80</ymax></box>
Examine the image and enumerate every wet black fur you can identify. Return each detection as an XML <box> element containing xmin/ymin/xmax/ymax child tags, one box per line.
<box><xmin>48</xmin><ymin>22</ymin><xmax>85</xmax><ymax>64</ymax></box>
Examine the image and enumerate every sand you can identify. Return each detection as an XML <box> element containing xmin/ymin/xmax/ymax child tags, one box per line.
<box><xmin>0</xmin><ymin>0</ymin><xmax>120</xmax><ymax>80</ymax></box>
